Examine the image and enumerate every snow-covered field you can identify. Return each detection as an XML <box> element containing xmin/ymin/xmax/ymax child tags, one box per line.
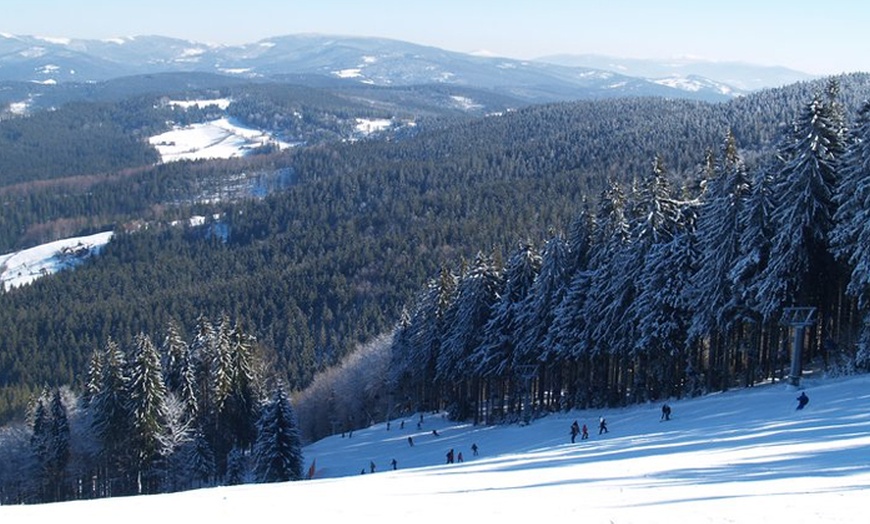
<box><xmin>149</xmin><ymin>116</ymin><xmax>291</xmax><ymax>162</ymax></box>
<box><xmin>0</xmin><ymin>231</ymin><xmax>113</xmax><ymax>291</ymax></box>
<box><xmin>2</xmin><ymin>372</ymin><xmax>868</xmax><ymax>523</ymax></box>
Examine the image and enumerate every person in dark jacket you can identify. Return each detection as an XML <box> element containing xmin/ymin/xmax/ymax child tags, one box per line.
<box><xmin>661</xmin><ymin>404</ymin><xmax>672</xmax><ymax>421</ymax></box>
<box><xmin>796</xmin><ymin>391</ymin><xmax>809</xmax><ymax>410</ymax></box>
<box><xmin>599</xmin><ymin>417</ymin><xmax>608</xmax><ymax>434</ymax></box>
<box><xmin>446</xmin><ymin>448</ymin><xmax>455</xmax><ymax>464</ymax></box>
<box><xmin>570</xmin><ymin>420</ymin><xmax>580</xmax><ymax>443</ymax></box>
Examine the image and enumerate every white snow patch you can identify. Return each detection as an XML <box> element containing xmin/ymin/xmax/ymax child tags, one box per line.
<box><xmin>8</xmin><ymin>100</ymin><xmax>30</xmax><ymax>114</ymax></box>
<box><xmin>35</xmin><ymin>35</ymin><xmax>71</xmax><ymax>45</ymax></box>
<box><xmin>0</xmin><ymin>231</ymin><xmax>113</xmax><ymax>291</ymax></box>
<box><xmin>168</xmin><ymin>98</ymin><xmax>232</xmax><ymax>110</ymax></box>
<box><xmin>149</xmin><ymin>117</ymin><xmax>291</xmax><ymax>162</ymax></box>
<box><xmin>450</xmin><ymin>95</ymin><xmax>482</xmax><ymax>111</ymax></box>
<box><xmin>334</xmin><ymin>68</ymin><xmax>363</xmax><ymax>78</ymax></box>
<box><xmin>218</xmin><ymin>67</ymin><xmax>252</xmax><ymax>75</ymax></box>
<box><xmin>19</xmin><ymin>47</ymin><xmax>46</xmax><ymax>58</ymax></box>
<box><xmin>355</xmin><ymin>118</ymin><xmax>392</xmax><ymax>135</ymax></box>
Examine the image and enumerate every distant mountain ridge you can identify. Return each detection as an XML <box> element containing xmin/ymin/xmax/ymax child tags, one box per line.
<box><xmin>0</xmin><ymin>33</ymin><xmax>809</xmax><ymax>103</ymax></box>
<box><xmin>535</xmin><ymin>53</ymin><xmax>816</xmax><ymax>92</ymax></box>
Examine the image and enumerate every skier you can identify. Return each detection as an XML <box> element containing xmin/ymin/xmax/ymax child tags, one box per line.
<box><xmin>370</xmin><ymin>460</ymin><xmax>376</xmax><ymax>473</ymax></box>
<box><xmin>458</xmin><ymin>452</ymin><xmax>464</xmax><ymax>463</ymax></box>
<box><xmin>391</xmin><ymin>458</ymin><xmax>398</xmax><ymax>470</ymax></box>
<box><xmin>408</xmin><ymin>436</ymin><xmax>414</xmax><ymax>446</ymax></box>
<box><xmin>661</xmin><ymin>404</ymin><xmax>671</xmax><ymax>421</ymax></box>
<box><xmin>599</xmin><ymin>416</ymin><xmax>609</xmax><ymax>434</ymax></box>
<box><xmin>446</xmin><ymin>448</ymin><xmax>455</xmax><ymax>464</ymax></box>
<box><xmin>570</xmin><ymin>420</ymin><xmax>580</xmax><ymax>443</ymax></box>
<box><xmin>796</xmin><ymin>391</ymin><xmax>809</xmax><ymax>410</ymax></box>
<box><xmin>581</xmin><ymin>423</ymin><xmax>589</xmax><ymax>440</ymax></box>
<box><xmin>471</xmin><ymin>443</ymin><xmax>479</xmax><ymax>456</ymax></box>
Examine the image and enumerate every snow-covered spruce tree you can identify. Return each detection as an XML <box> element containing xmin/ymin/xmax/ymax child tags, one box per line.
<box><xmin>754</xmin><ymin>90</ymin><xmax>845</xmax><ymax>329</ymax></box>
<box><xmin>476</xmin><ymin>242</ymin><xmax>541</xmax><ymax>380</ymax></box>
<box><xmin>512</xmin><ymin>234</ymin><xmax>570</xmax><ymax>413</ymax></box>
<box><xmin>685</xmin><ymin>133</ymin><xmax>763</xmax><ymax>390</ymax></box>
<box><xmin>474</xmin><ymin>241</ymin><xmax>540</xmax><ymax>421</ymax></box>
<box><xmin>620</xmin><ymin>157</ymin><xmax>685</xmax><ymax>402</ymax></box>
<box><xmin>688</xmin><ymin>132</ymin><xmax>751</xmax><ymax>341</ymax></box>
<box><xmin>252</xmin><ymin>384</ymin><xmax>303</xmax><ymax>483</ymax></box>
<box><xmin>831</xmin><ymin>100</ymin><xmax>870</xmax><ymax>366</ymax></box>
<box><xmin>578</xmin><ymin>180</ymin><xmax>630</xmax><ymax>406</ymax></box>
<box><xmin>28</xmin><ymin>393</ymin><xmax>51</xmax><ymax>502</ymax></box>
<box><xmin>387</xmin><ymin>308</ymin><xmax>414</xmax><ymax>410</ymax></box>
<box><xmin>161</xmin><ymin>319</ymin><xmax>189</xmax><ymax>394</ymax></box>
<box><xmin>225</xmin><ymin>445</ymin><xmax>248</xmax><ymax>485</ymax></box>
<box><xmin>591</xmin><ymin>157</ymin><xmax>681</xmax><ymax>404</ymax></box>
<box><xmin>389</xmin><ymin>267</ymin><xmax>456</xmax><ymax>414</ymax></box>
<box><xmin>634</xmin><ymin>227</ymin><xmax>697</xmax><ymax>401</ymax></box>
<box><xmin>90</xmin><ymin>337</ymin><xmax>133</xmax><ymax>496</ymax></box>
<box><xmin>126</xmin><ymin>333</ymin><xmax>171</xmax><ymax>494</ymax></box>
<box><xmin>220</xmin><ymin>322</ymin><xmax>263</xmax><ymax>457</ymax></box>
<box><xmin>175</xmin><ymin>428</ymin><xmax>216</xmax><ymax>490</ymax></box>
<box><xmin>82</xmin><ymin>347</ymin><xmax>103</xmax><ymax>408</ymax></box>
<box><xmin>437</xmin><ymin>252</ymin><xmax>502</xmax><ymax>420</ymax></box>
<box><xmin>0</xmin><ymin>422</ymin><xmax>33</xmax><ymax>504</ymax></box>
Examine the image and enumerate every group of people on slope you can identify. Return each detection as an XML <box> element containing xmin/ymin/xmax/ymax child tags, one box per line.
<box><xmin>570</xmin><ymin>417</ymin><xmax>608</xmax><ymax>442</ymax></box>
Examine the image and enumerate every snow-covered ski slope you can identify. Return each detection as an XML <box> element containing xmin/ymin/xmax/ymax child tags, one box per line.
<box><xmin>3</xmin><ymin>373</ymin><xmax>869</xmax><ymax>523</ymax></box>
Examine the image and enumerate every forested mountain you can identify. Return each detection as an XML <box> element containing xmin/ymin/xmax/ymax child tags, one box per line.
<box><xmin>1</xmin><ymin>73</ymin><xmax>868</xmax><ymax>423</ymax></box>
<box><xmin>1</xmin><ymin>70</ymin><xmax>870</xmax><ymax>503</ymax></box>
<box><xmin>0</xmin><ymin>33</ymin><xmax>750</xmax><ymax>103</ymax></box>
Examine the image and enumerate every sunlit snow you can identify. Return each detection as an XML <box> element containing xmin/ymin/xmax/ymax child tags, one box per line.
<box><xmin>334</xmin><ymin>68</ymin><xmax>363</xmax><ymax>78</ymax></box>
<box><xmin>355</xmin><ymin>117</ymin><xmax>392</xmax><ymax>135</ymax></box>
<box><xmin>0</xmin><ymin>231</ymin><xmax>113</xmax><ymax>291</ymax></box>
<box><xmin>450</xmin><ymin>95</ymin><xmax>482</xmax><ymax>111</ymax></box>
<box><xmin>168</xmin><ymin>98</ymin><xmax>232</xmax><ymax>110</ymax></box>
<box><xmin>149</xmin><ymin>117</ymin><xmax>290</xmax><ymax>162</ymax></box>
<box><xmin>2</xmin><ymin>372</ymin><xmax>868</xmax><ymax>522</ymax></box>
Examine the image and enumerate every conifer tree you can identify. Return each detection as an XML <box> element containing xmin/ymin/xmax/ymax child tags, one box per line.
<box><xmin>513</xmin><ymin>234</ymin><xmax>569</xmax><ymax>368</ymax></box>
<box><xmin>126</xmin><ymin>333</ymin><xmax>170</xmax><ymax>494</ymax></box>
<box><xmin>831</xmin><ymin>100</ymin><xmax>870</xmax><ymax>367</ymax></box>
<box><xmin>90</xmin><ymin>338</ymin><xmax>132</xmax><ymax>495</ymax></box>
<box><xmin>252</xmin><ymin>385</ymin><xmax>303</xmax><ymax>483</ymax></box>
<box><xmin>688</xmin><ymin>131</ymin><xmax>751</xmax><ymax>339</ymax></box>
<box><xmin>476</xmin><ymin>241</ymin><xmax>541</xmax><ymax>378</ymax></box>
<box><xmin>755</xmin><ymin>91</ymin><xmax>844</xmax><ymax>322</ymax></box>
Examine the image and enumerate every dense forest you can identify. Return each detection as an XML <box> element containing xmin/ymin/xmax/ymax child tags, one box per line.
<box><xmin>1</xmin><ymin>73</ymin><xmax>870</xmax><ymax>503</ymax></box>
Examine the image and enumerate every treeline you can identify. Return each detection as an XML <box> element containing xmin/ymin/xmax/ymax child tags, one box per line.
<box><xmin>378</xmin><ymin>80</ymin><xmax>870</xmax><ymax>432</ymax></box>
<box><xmin>0</xmin><ymin>316</ymin><xmax>305</xmax><ymax>504</ymax></box>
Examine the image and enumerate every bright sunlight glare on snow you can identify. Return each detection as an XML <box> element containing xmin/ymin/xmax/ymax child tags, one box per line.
<box><xmin>2</xmin><ymin>373</ymin><xmax>868</xmax><ymax>523</ymax></box>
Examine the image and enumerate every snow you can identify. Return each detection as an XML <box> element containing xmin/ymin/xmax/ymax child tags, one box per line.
<box><xmin>167</xmin><ymin>98</ymin><xmax>231</xmax><ymax>110</ymax></box>
<box><xmin>355</xmin><ymin>117</ymin><xmax>392</xmax><ymax>135</ymax></box>
<box><xmin>334</xmin><ymin>68</ymin><xmax>363</xmax><ymax>78</ymax></box>
<box><xmin>0</xmin><ymin>231</ymin><xmax>113</xmax><ymax>291</ymax></box>
<box><xmin>148</xmin><ymin>117</ymin><xmax>291</xmax><ymax>162</ymax></box>
<box><xmin>450</xmin><ymin>95</ymin><xmax>483</xmax><ymax>111</ymax></box>
<box><xmin>2</xmin><ymin>373</ymin><xmax>869</xmax><ymax>522</ymax></box>
<box><xmin>7</xmin><ymin>100</ymin><xmax>30</xmax><ymax>114</ymax></box>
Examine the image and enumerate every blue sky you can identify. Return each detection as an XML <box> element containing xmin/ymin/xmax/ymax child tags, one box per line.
<box><xmin>3</xmin><ymin>0</ymin><xmax>868</xmax><ymax>75</ymax></box>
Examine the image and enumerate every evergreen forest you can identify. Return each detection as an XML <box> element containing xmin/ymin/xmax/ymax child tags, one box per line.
<box><xmin>2</xmin><ymin>73</ymin><xmax>870</xmax><ymax>503</ymax></box>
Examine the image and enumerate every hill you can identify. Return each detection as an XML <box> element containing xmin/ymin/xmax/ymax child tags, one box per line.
<box><xmin>2</xmin><ymin>372</ymin><xmax>868</xmax><ymax>522</ymax></box>
<box><xmin>0</xmin><ymin>33</ymin><xmax>753</xmax><ymax>103</ymax></box>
